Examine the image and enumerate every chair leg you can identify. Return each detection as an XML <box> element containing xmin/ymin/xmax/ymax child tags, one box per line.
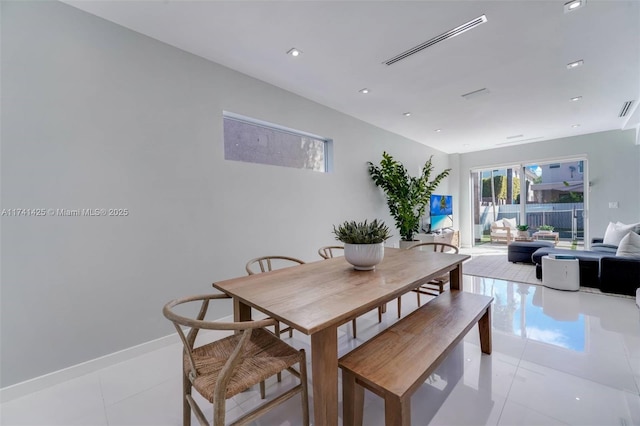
<box><xmin>260</xmin><ymin>380</ymin><xmax>266</xmax><ymax>399</ymax></box>
<box><xmin>213</xmin><ymin>392</ymin><xmax>226</xmax><ymax>426</ymax></box>
<box><xmin>183</xmin><ymin>372</ymin><xmax>192</xmax><ymax>426</ymax></box>
<box><xmin>299</xmin><ymin>350</ymin><xmax>310</xmax><ymax>426</ymax></box>
<box><xmin>416</xmin><ymin>289</ymin><xmax>421</xmax><ymax>307</ymax></box>
<box><xmin>397</xmin><ymin>297</ymin><xmax>401</xmax><ymax>318</ymax></box>
<box><xmin>377</xmin><ymin>306</ymin><xmax>383</xmax><ymax>323</ymax></box>
<box><xmin>275</xmin><ymin>322</ymin><xmax>283</xmax><ymax>382</ymax></box>
<box><xmin>352</xmin><ymin>319</ymin><xmax>357</xmax><ymax>338</ymax></box>
<box><xmin>288</xmin><ymin>328</ymin><xmax>293</xmax><ymax>338</ymax></box>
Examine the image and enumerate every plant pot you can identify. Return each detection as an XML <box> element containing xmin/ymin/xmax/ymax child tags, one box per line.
<box><xmin>399</xmin><ymin>240</ymin><xmax>420</xmax><ymax>250</ymax></box>
<box><xmin>344</xmin><ymin>243</ymin><xmax>385</xmax><ymax>271</ymax></box>
<box><xmin>517</xmin><ymin>230</ymin><xmax>529</xmax><ymax>238</ymax></box>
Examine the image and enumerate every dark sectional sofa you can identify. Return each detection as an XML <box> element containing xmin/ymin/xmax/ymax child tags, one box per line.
<box><xmin>508</xmin><ymin>241</ymin><xmax>555</xmax><ymax>263</ymax></box>
<box><xmin>531</xmin><ymin>239</ymin><xmax>640</xmax><ymax>296</ymax></box>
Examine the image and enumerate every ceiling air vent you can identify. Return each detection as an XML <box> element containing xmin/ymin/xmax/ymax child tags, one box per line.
<box><xmin>495</xmin><ymin>137</ymin><xmax>543</xmax><ymax>146</ymax></box>
<box><xmin>461</xmin><ymin>88</ymin><xmax>490</xmax><ymax>100</ymax></box>
<box><xmin>383</xmin><ymin>15</ymin><xmax>487</xmax><ymax>66</ymax></box>
<box><xmin>619</xmin><ymin>101</ymin><xmax>634</xmax><ymax>117</ymax></box>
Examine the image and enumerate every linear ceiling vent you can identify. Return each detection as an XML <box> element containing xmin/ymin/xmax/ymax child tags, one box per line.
<box><xmin>461</xmin><ymin>87</ymin><xmax>490</xmax><ymax>100</ymax></box>
<box><xmin>619</xmin><ymin>100</ymin><xmax>634</xmax><ymax>117</ymax></box>
<box><xmin>383</xmin><ymin>15</ymin><xmax>487</xmax><ymax>66</ymax></box>
<box><xmin>495</xmin><ymin>137</ymin><xmax>543</xmax><ymax>146</ymax></box>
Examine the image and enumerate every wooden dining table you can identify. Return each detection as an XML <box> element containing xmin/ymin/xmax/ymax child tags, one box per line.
<box><xmin>213</xmin><ymin>247</ymin><xmax>470</xmax><ymax>426</ymax></box>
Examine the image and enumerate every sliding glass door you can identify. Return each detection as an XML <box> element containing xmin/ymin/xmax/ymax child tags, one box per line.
<box><xmin>472</xmin><ymin>158</ymin><xmax>587</xmax><ymax>247</ymax></box>
<box><xmin>471</xmin><ymin>166</ymin><xmax>521</xmax><ymax>244</ymax></box>
<box><xmin>524</xmin><ymin>160</ymin><xmax>585</xmax><ymax>244</ymax></box>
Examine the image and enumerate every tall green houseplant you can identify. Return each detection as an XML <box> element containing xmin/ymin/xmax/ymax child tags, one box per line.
<box><xmin>368</xmin><ymin>152</ymin><xmax>451</xmax><ymax>242</ymax></box>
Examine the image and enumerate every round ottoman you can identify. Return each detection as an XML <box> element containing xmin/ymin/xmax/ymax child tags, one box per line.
<box><xmin>542</xmin><ymin>256</ymin><xmax>579</xmax><ymax>291</ymax></box>
<box><xmin>508</xmin><ymin>241</ymin><xmax>555</xmax><ymax>264</ymax></box>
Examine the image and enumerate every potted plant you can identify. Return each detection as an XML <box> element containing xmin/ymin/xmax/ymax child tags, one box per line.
<box><xmin>368</xmin><ymin>152</ymin><xmax>451</xmax><ymax>248</ymax></box>
<box><xmin>333</xmin><ymin>219</ymin><xmax>391</xmax><ymax>270</ymax></box>
<box><xmin>516</xmin><ymin>224</ymin><xmax>529</xmax><ymax>238</ymax></box>
<box><xmin>538</xmin><ymin>225</ymin><xmax>554</xmax><ymax>233</ymax></box>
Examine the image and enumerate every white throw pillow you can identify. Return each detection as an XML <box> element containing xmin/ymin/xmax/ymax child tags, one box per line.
<box><xmin>502</xmin><ymin>217</ymin><xmax>517</xmax><ymax>229</ymax></box>
<box><xmin>491</xmin><ymin>221</ymin><xmax>504</xmax><ymax>229</ymax></box>
<box><xmin>603</xmin><ymin>222</ymin><xmax>616</xmax><ymax>242</ymax></box>
<box><xmin>604</xmin><ymin>222</ymin><xmax>636</xmax><ymax>246</ymax></box>
<box><xmin>616</xmin><ymin>221</ymin><xmax>640</xmax><ymax>234</ymax></box>
<box><xmin>616</xmin><ymin>231</ymin><xmax>640</xmax><ymax>258</ymax></box>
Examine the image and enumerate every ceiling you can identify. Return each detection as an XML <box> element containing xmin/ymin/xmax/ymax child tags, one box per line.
<box><xmin>63</xmin><ymin>0</ymin><xmax>640</xmax><ymax>154</ymax></box>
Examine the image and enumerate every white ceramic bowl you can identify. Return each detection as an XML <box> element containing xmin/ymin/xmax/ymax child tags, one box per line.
<box><xmin>344</xmin><ymin>243</ymin><xmax>385</xmax><ymax>271</ymax></box>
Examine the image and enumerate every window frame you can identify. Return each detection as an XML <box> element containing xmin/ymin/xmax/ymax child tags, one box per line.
<box><xmin>223</xmin><ymin>111</ymin><xmax>332</xmax><ymax>173</ymax></box>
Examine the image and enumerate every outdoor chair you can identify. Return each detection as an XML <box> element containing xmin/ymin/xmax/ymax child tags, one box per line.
<box><xmin>490</xmin><ymin>218</ymin><xmax>517</xmax><ymax>244</ymax></box>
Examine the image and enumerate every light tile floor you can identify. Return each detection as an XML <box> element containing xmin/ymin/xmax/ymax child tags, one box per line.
<box><xmin>2</xmin><ymin>275</ymin><xmax>639</xmax><ymax>426</ymax></box>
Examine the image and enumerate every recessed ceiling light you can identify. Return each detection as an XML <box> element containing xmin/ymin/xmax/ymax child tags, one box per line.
<box><xmin>572</xmin><ymin>124</ymin><xmax>580</xmax><ymax>128</ymax></box>
<box><xmin>434</xmin><ymin>129</ymin><xmax>442</xmax><ymax>133</ymax></box>
<box><xmin>566</xmin><ymin>60</ymin><xmax>584</xmax><ymax>69</ymax></box>
<box><xmin>564</xmin><ymin>0</ymin><xmax>585</xmax><ymax>13</ymax></box>
<box><xmin>359</xmin><ymin>88</ymin><xmax>370</xmax><ymax>94</ymax></box>
<box><xmin>286</xmin><ymin>48</ymin><xmax>302</xmax><ymax>57</ymax></box>
<box><xmin>403</xmin><ymin>112</ymin><xmax>411</xmax><ymax>117</ymax></box>
<box><xmin>570</xmin><ymin>96</ymin><xmax>582</xmax><ymax>102</ymax></box>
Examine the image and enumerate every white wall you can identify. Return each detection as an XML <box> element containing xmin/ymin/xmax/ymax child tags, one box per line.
<box><xmin>457</xmin><ymin>130</ymin><xmax>640</xmax><ymax>247</ymax></box>
<box><xmin>0</xmin><ymin>1</ymin><xmax>450</xmax><ymax>387</ymax></box>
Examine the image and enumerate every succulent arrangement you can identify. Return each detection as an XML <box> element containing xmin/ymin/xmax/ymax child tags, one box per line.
<box><xmin>538</xmin><ymin>225</ymin><xmax>554</xmax><ymax>231</ymax></box>
<box><xmin>333</xmin><ymin>219</ymin><xmax>392</xmax><ymax>244</ymax></box>
<box><xmin>516</xmin><ymin>224</ymin><xmax>529</xmax><ymax>231</ymax></box>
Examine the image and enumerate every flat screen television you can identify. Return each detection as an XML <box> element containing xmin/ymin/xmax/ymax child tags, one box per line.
<box><xmin>430</xmin><ymin>194</ymin><xmax>453</xmax><ymax>231</ymax></box>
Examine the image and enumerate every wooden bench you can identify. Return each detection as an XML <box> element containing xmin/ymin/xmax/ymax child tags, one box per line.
<box><xmin>339</xmin><ymin>290</ymin><xmax>493</xmax><ymax>426</ymax></box>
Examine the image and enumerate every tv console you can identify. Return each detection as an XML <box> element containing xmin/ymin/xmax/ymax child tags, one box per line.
<box><xmin>416</xmin><ymin>229</ymin><xmax>459</xmax><ymax>247</ymax></box>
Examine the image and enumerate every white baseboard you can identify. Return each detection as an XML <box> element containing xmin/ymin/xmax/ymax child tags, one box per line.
<box><xmin>0</xmin><ymin>332</ymin><xmax>180</xmax><ymax>403</ymax></box>
<box><xmin>0</xmin><ymin>313</ymin><xmax>235</xmax><ymax>404</ymax></box>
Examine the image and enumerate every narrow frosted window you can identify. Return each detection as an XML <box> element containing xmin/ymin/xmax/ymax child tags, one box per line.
<box><xmin>223</xmin><ymin>112</ymin><xmax>330</xmax><ymax>172</ymax></box>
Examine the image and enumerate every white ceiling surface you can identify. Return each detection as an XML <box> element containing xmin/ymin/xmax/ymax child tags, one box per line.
<box><xmin>63</xmin><ymin>0</ymin><xmax>640</xmax><ymax>154</ymax></box>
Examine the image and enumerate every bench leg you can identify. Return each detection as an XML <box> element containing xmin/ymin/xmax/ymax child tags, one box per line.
<box><xmin>478</xmin><ymin>305</ymin><xmax>492</xmax><ymax>354</ymax></box>
<box><xmin>384</xmin><ymin>395</ymin><xmax>410</xmax><ymax>426</ymax></box>
<box><xmin>342</xmin><ymin>370</ymin><xmax>364</xmax><ymax>426</ymax></box>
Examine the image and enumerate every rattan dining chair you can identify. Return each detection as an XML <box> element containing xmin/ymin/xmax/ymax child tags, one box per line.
<box><xmin>163</xmin><ymin>293</ymin><xmax>309</xmax><ymax>426</ymax></box>
<box><xmin>317</xmin><ymin>246</ymin><xmax>344</xmax><ymax>260</ymax></box>
<box><xmin>245</xmin><ymin>255</ymin><xmax>305</xmax><ymax>338</ymax></box>
<box><xmin>406</xmin><ymin>242</ymin><xmax>459</xmax><ymax>308</ymax></box>
<box><xmin>316</xmin><ymin>246</ymin><xmax>384</xmax><ymax>338</ymax></box>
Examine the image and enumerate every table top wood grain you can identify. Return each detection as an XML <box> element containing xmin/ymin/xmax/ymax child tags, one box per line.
<box><xmin>213</xmin><ymin>247</ymin><xmax>470</xmax><ymax>334</ymax></box>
